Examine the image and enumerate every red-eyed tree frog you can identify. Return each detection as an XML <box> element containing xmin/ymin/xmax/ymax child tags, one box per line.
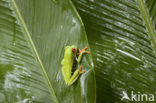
<box><xmin>61</xmin><ymin>45</ymin><xmax>90</xmax><ymax>86</ymax></box>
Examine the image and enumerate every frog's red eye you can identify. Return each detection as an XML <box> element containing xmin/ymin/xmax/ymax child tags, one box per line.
<box><xmin>72</xmin><ymin>48</ymin><xmax>76</xmax><ymax>53</ymax></box>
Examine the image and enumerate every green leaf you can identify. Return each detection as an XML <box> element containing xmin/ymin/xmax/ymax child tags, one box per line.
<box><xmin>0</xmin><ymin>0</ymin><xmax>95</xmax><ymax>103</ymax></box>
<box><xmin>72</xmin><ymin>0</ymin><xmax>156</xmax><ymax>102</ymax></box>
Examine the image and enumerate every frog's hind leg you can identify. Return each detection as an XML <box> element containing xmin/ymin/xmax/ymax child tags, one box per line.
<box><xmin>79</xmin><ymin>66</ymin><xmax>85</xmax><ymax>74</ymax></box>
<box><xmin>67</xmin><ymin>66</ymin><xmax>85</xmax><ymax>86</ymax></box>
<box><xmin>67</xmin><ymin>69</ymin><xmax>79</xmax><ymax>86</ymax></box>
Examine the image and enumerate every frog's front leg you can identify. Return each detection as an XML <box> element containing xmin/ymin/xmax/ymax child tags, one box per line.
<box><xmin>77</xmin><ymin>47</ymin><xmax>90</xmax><ymax>63</ymax></box>
<box><xmin>67</xmin><ymin>66</ymin><xmax>85</xmax><ymax>86</ymax></box>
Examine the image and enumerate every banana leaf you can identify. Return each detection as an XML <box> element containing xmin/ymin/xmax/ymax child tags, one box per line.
<box><xmin>72</xmin><ymin>0</ymin><xmax>156</xmax><ymax>102</ymax></box>
<box><xmin>0</xmin><ymin>0</ymin><xmax>95</xmax><ymax>103</ymax></box>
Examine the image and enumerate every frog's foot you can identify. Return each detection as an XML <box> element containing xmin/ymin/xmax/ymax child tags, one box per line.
<box><xmin>79</xmin><ymin>66</ymin><xmax>85</xmax><ymax>74</ymax></box>
<box><xmin>77</xmin><ymin>47</ymin><xmax>90</xmax><ymax>55</ymax></box>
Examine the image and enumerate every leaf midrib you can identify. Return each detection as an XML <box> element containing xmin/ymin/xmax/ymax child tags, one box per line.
<box><xmin>9</xmin><ymin>0</ymin><xmax>58</xmax><ymax>102</ymax></box>
<box><xmin>137</xmin><ymin>0</ymin><xmax>156</xmax><ymax>53</ymax></box>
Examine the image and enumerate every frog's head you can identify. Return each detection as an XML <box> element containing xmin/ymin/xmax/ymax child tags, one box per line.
<box><xmin>71</xmin><ymin>45</ymin><xmax>77</xmax><ymax>54</ymax></box>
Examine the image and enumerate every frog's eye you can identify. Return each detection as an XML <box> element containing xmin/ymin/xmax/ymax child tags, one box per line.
<box><xmin>72</xmin><ymin>48</ymin><xmax>76</xmax><ymax>53</ymax></box>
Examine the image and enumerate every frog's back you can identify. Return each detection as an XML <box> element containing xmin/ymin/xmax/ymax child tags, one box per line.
<box><xmin>61</xmin><ymin>46</ymin><xmax>74</xmax><ymax>83</ymax></box>
<box><xmin>61</xmin><ymin>46</ymin><xmax>73</xmax><ymax>67</ymax></box>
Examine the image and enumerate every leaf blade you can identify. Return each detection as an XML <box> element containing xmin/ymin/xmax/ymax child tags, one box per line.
<box><xmin>0</xmin><ymin>0</ymin><xmax>96</xmax><ymax>102</ymax></box>
<box><xmin>9</xmin><ymin>0</ymin><xmax>58</xmax><ymax>102</ymax></box>
<box><xmin>0</xmin><ymin>0</ymin><xmax>55</xmax><ymax>102</ymax></box>
<box><xmin>72</xmin><ymin>0</ymin><xmax>156</xmax><ymax>102</ymax></box>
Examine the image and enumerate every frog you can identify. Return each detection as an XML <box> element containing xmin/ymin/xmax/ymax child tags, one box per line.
<box><xmin>61</xmin><ymin>45</ymin><xmax>90</xmax><ymax>86</ymax></box>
